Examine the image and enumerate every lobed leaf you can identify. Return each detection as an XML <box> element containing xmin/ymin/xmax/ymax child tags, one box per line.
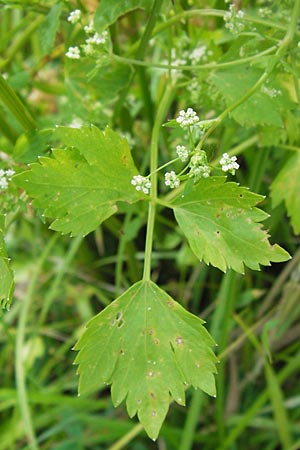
<box><xmin>14</xmin><ymin>126</ymin><xmax>142</xmax><ymax>236</ymax></box>
<box><xmin>74</xmin><ymin>280</ymin><xmax>217</xmax><ymax>440</ymax></box>
<box><xmin>0</xmin><ymin>216</ymin><xmax>14</xmax><ymax>309</ymax></box>
<box><xmin>210</xmin><ymin>66</ymin><xmax>287</xmax><ymax>127</ymax></box>
<box><xmin>271</xmin><ymin>152</ymin><xmax>300</xmax><ymax>234</ymax></box>
<box><xmin>172</xmin><ymin>177</ymin><xmax>290</xmax><ymax>273</ymax></box>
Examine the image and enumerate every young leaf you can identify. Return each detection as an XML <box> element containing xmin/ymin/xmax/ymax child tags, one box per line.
<box><xmin>172</xmin><ymin>177</ymin><xmax>290</xmax><ymax>273</ymax></box>
<box><xmin>37</xmin><ymin>2</ymin><xmax>62</xmax><ymax>57</ymax></box>
<box><xmin>14</xmin><ymin>126</ymin><xmax>142</xmax><ymax>236</ymax></box>
<box><xmin>94</xmin><ymin>0</ymin><xmax>154</xmax><ymax>32</ymax></box>
<box><xmin>74</xmin><ymin>280</ymin><xmax>217</xmax><ymax>440</ymax></box>
<box><xmin>0</xmin><ymin>216</ymin><xmax>14</xmax><ymax>309</ymax></box>
<box><xmin>271</xmin><ymin>152</ymin><xmax>300</xmax><ymax>234</ymax></box>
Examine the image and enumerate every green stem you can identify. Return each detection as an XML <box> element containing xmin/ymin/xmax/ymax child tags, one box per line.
<box><xmin>113</xmin><ymin>45</ymin><xmax>277</xmax><ymax>71</ymax></box>
<box><xmin>142</xmin><ymin>83</ymin><xmax>173</xmax><ymax>281</ymax></box>
<box><xmin>15</xmin><ymin>233</ymin><xmax>59</xmax><ymax>450</ymax></box>
<box><xmin>153</xmin><ymin>9</ymin><xmax>289</xmax><ymax>35</ymax></box>
<box><xmin>0</xmin><ymin>74</ymin><xmax>36</xmax><ymax>132</ymax></box>
<box><xmin>108</xmin><ymin>423</ymin><xmax>144</xmax><ymax>450</ymax></box>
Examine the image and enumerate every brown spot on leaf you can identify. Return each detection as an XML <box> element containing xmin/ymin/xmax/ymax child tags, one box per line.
<box><xmin>121</xmin><ymin>153</ymin><xmax>129</xmax><ymax>167</ymax></box>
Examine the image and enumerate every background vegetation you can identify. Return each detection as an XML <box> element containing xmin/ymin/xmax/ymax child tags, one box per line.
<box><xmin>0</xmin><ymin>0</ymin><xmax>300</xmax><ymax>449</ymax></box>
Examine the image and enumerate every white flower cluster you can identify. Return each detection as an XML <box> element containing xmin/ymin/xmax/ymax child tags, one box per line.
<box><xmin>84</xmin><ymin>21</ymin><xmax>95</xmax><ymax>34</ymax></box>
<box><xmin>220</xmin><ymin>153</ymin><xmax>239</xmax><ymax>175</ymax></box>
<box><xmin>65</xmin><ymin>46</ymin><xmax>80</xmax><ymax>59</ymax></box>
<box><xmin>86</xmin><ymin>30</ymin><xmax>108</xmax><ymax>45</ymax></box>
<box><xmin>0</xmin><ymin>169</ymin><xmax>15</xmax><ymax>189</ymax></box>
<box><xmin>189</xmin><ymin>45</ymin><xmax>207</xmax><ymax>64</ymax></box>
<box><xmin>176</xmin><ymin>145</ymin><xmax>189</xmax><ymax>162</ymax></box>
<box><xmin>189</xmin><ymin>153</ymin><xmax>211</xmax><ymax>180</ymax></box>
<box><xmin>164</xmin><ymin>171</ymin><xmax>180</xmax><ymax>189</ymax></box>
<box><xmin>176</xmin><ymin>108</ymin><xmax>199</xmax><ymax>128</ymax></box>
<box><xmin>66</xmin><ymin>12</ymin><xmax>108</xmax><ymax>59</ymax></box>
<box><xmin>67</xmin><ymin>9</ymin><xmax>81</xmax><ymax>24</ymax></box>
<box><xmin>224</xmin><ymin>4</ymin><xmax>245</xmax><ymax>34</ymax></box>
<box><xmin>131</xmin><ymin>175</ymin><xmax>151</xmax><ymax>194</ymax></box>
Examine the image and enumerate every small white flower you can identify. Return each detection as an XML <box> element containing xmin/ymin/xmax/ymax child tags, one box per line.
<box><xmin>65</xmin><ymin>46</ymin><xmax>80</xmax><ymax>59</ymax></box>
<box><xmin>84</xmin><ymin>21</ymin><xmax>95</xmax><ymax>34</ymax></box>
<box><xmin>176</xmin><ymin>145</ymin><xmax>189</xmax><ymax>162</ymax></box>
<box><xmin>131</xmin><ymin>175</ymin><xmax>151</xmax><ymax>195</ymax></box>
<box><xmin>86</xmin><ymin>31</ymin><xmax>108</xmax><ymax>45</ymax></box>
<box><xmin>189</xmin><ymin>164</ymin><xmax>211</xmax><ymax>179</ymax></box>
<box><xmin>176</xmin><ymin>108</ymin><xmax>199</xmax><ymax>128</ymax></box>
<box><xmin>164</xmin><ymin>171</ymin><xmax>180</xmax><ymax>189</ymax></box>
<box><xmin>67</xmin><ymin>9</ymin><xmax>81</xmax><ymax>24</ymax></box>
<box><xmin>224</xmin><ymin>3</ymin><xmax>245</xmax><ymax>34</ymax></box>
<box><xmin>190</xmin><ymin>45</ymin><xmax>207</xmax><ymax>64</ymax></box>
<box><xmin>0</xmin><ymin>177</ymin><xmax>8</xmax><ymax>189</ymax></box>
<box><xmin>5</xmin><ymin>169</ymin><xmax>15</xmax><ymax>179</ymax></box>
<box><xmin>189</xmin><ymin>152</ymin><xmax>211</xmax><ymax>180</ymax></box>
<box><xmin>220</xmin><ymin>153</ymin><xmax>239</xmax><ymax>175</ymax></box>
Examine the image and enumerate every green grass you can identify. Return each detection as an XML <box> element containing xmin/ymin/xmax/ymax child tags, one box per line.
<box><xmin>0</xmin><ymin>0</ymin><xmax>300</xmax><ymax>448</ymax></box>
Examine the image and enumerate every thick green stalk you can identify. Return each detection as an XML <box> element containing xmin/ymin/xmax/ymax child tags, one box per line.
<box><xmin>143</xmin><ymin>83</ymin><xmax>173</xmax><ymax>281</ymax></box>
<box><xmin>15</xmin><ymin>233</ymin><xmax>59</xmax><ymax>450</ymax></box>
<box><xmin>0</xmin><ymin>74</ymin><xmax>36</xmax><ymax>132</ymax></box>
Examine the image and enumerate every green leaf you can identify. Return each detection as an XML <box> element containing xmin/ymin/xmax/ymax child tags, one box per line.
<box><xmin>14</xmin><ymin>129</ymin><xmax>52</xmax><ymax>163</ymax></box>
<box><xmin>74</xmin><ymin>280</ymin><xmax>217</xmax><ymax>440</ymax></box>
<box><xmin>37</xmin><ymin>2</ymin><xmax>62</xmax><ymax>57</ymax></box>
<box><xmin>172</xmin><ymin>177</ymin><xmax>290</xmax><ymax>273</ymax></box>
<box><xmin>14</xmin><ymin>126</ymin><xmax>142</xmax><ymax>236</ymax></box>
<box><xmin>271</xmin><ymin>152</ymin><xmax>300</xmax><ymax>234</ymax></box>
<box><xmin>0</xmin><ymin>216</ymin><xmax>14</xmax><ymax>309</ymax></box>
<box><xmin>95</xmin><ymin>0</ymin><xmax>154</xmax><ymax>32</ymax></box>
<box><xmin>210</xmin><ymin>66</ymin><xmax>283</xmax><ymax>127</ymax></box>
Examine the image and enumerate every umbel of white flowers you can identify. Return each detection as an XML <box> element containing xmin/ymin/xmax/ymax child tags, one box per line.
<box><xmin>220</xmin><ymin>153</ymin><xmax>240</xmax><ymax>175</ymax></box>
<box><xmin>67</xmin><ymin>9</ymin><xmax>81</xmax><ymax>24</ymax></box>
<box><xmin>0</xmin><ymin>169</ymin><xmax>15</xmax><ymax>189</ymax></box>
<box><xmin>131</xmin><ymin>175</ymin><xmax>152</xmax><ymax>194</ymax></box>
<box><xmin>176</xmin><ymin>108</ymin><xmax>199</xmax><ymax>128</ymax></box>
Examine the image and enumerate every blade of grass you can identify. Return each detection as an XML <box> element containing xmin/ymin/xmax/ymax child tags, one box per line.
<box><xmin>15</xmin><ymin>233</ymin><xmax>59</xmax><ymax>450</ymax></box>
<box><xmin>0</xmin><ymin>74</ymin><xmax>36</xmax><ymax>132</ymax></box>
